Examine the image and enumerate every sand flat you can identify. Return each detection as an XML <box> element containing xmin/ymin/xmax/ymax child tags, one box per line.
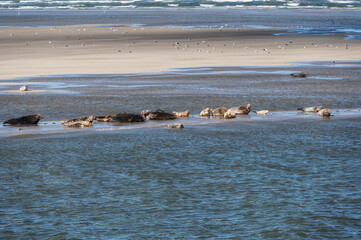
<box><xmin>0</xmin><ymin>82</ymin><xmax>48</xmax><ymax>85</ymax></box>
<box><xmin>0</xmin><ymin>25</ymin><xmax>359</xmax><ymax>80</ymax></box>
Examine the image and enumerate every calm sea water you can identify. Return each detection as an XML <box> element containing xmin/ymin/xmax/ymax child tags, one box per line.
<box><xmin>0</xmin><ymin>0</ymin><xmax>361</xmax><ymax>10</ymax></box>
<box><xmin>1</xmin><ymin>63</ymin><xmax>361</xmax><ymax>238</ymax></box>
<box><xmin>1</xmin><ymin>118</ymin><xmax>360</xmax><ymax>239</ymax></box>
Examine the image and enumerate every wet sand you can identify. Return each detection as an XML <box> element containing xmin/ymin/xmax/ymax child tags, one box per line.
<box><xmin>1</xmin><ymin>62</ymin><xmax>360</xmax><ymax>137</ymax></box>
<box><xmin>0</xmin><ymin>25</ymin><xmax>360</xmax><ymax>81</ymax></box>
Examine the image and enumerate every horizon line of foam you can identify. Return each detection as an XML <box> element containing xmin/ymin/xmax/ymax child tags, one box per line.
<box><xmin>0</xmin><ymin>5</ymin><xmax>361</xmax><ymax>10</ymax></box>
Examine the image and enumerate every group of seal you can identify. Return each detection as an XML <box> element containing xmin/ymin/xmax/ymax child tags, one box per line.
<box><xmin>59</xmin><ymin>110</ymin><xmax>181</xmax><ymax>128</ymax></box>
<box><xmin>2</xmin><ymin>104</ymin><xmax>332</xmax><ymax>128</ymax></box>
<box><xmin>200</xmin><ymin>104</ymin><xmax>254</xmax><ymax>119</ymax></box>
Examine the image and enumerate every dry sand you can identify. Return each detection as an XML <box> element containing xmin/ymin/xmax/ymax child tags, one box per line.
<box><xmin>0</xmin><ymin>25</ymin><xmax>359</xmax><ymax>81</ymax></box>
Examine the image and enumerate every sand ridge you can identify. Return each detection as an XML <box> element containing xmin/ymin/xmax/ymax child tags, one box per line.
<box><xmin>0</xmin><ymin>25</ymin><xmax>359</xmax><ymax>81</ymax></box>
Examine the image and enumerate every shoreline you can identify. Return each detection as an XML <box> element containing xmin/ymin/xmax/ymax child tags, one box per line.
<box><xmin>1</xmin><ymin>24</ymin><xmax>360</xmax><ymax>81</ymax></box>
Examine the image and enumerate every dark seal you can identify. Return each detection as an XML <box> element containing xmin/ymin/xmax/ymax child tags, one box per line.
<box><xmin>291</xmin><ymin>73</ymin><xmax>308</xmax><ymax>78</ymax></box>
<box><xmin>147</xmin><ymin>110</ymin><xmax>177</xmax><ymax>120</ymax></box>
<box><xmin>111</xmin><ymin>112</ymin><xmax>145</xmax><ymax>122</ymax></box>
<box><xmin>3</xmin><ymin>114</ymin><xmax>43</xmax><ymax>125</ymax></box>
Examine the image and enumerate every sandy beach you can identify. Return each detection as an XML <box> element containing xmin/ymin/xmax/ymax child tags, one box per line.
<box><xmin>1</xmin><ymin>25</ymin><xmax>360</xmax><ymax>81</ymax></box>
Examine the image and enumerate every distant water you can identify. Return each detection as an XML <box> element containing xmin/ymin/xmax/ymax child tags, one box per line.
<box><xmin>0</xmin><ymin>0</ymin><xmax>361</xmax><ymax>10</ymax></box>
<box><xmin>1</xmin><ymin>8</ymin><xmax>361</xmax><ymax>34</ymax></box>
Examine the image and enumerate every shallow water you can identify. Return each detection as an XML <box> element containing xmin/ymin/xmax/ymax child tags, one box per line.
<box><xmin>1</xmin><ymin>61</ymin><xmax>361</xmax><ymax>238</ymax></box>
<box><xmin>1</xmin><ymin>62</ymin><xmax>360</xmax><ymax>121</ymax></box>
<box><xmin>1</xmin><ymin>118</ymin><xmax>360</xmax><ymax>239</ymax></box>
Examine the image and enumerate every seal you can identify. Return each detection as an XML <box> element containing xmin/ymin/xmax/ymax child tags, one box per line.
<box><xmin>291</xmin><ymin>73</ymin><xmax>308</xmax><ymax>78</ymax></box>
<box><xmin>19</xmin><ymin>85</ymin><xmax>28</xmax><ymax>91</ymax></box>
<box><xmin>200</xmin><ymin>108</ymin><xmax>211</xmax><ymax>117</ymax></box>
<box><xmin>111</xmin><ymin>112</ymin><xmax>145</xmax><ymax>122</ymax></box>
<box><xmin>211</xmin><ymin>107</ymin><xmax>228</xmax><ymax>116</ymax></box>
<box><xmin>148</xmin><ymin>110</ymin><xmax>177</xmax><ymax>120</ymax></box>
<box><xmin>224</xmin><ymin>111</ymin><xmax>236</xmax><ymax>119</ymax></box>
<box><xmin>3</xmin><ymin>114</ymin><xmax>43</xmax><ymax>125</ymax></box>
<box><xmin>167</xmin><ymin>123</ymin><xmax>184</xmax><ymax>129</ymax></box>
<box><xmin>227</xmin><ymin>104</ymin><xmax>251</xmax><ymax>115</ymax></box>
<box><xmin>173</xmin><ymin>110</ymin><xmax>190</xmax><ymax>118</ymax></box>
<box><xmin>62</xmin><ymin>121</ymin><xmax>92</xmax><ymax>128</ymax></box>
<box><xmin>95</xmin><ymin>115</ymin><xmax>115</xmax><ymax>122</ymax></box>
<box><xmin>318</xmin><ymin>108</ymin><xmax>332</xmax><ymax>117</ymax></box>
<box><xmin>256</xmin><ymin>110</ymin><xmax>269</xmax><ymax>115</ymax></box>
<box><xmin>297</xmin><ymin>106</ymin><xmax>323</xmax><ymax>113</ymax></box>
<box><xmin>61</xmin><ymin>116</ymin><xmax>95</xmax><ymax>125</ymax></box>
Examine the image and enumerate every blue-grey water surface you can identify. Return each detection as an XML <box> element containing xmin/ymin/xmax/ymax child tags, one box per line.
<box><xmin>1</xmin><ymin>8</ymin><xmax>360</xmax><ymax>40</ymax></box>
<box><xmin>1</xmin><ymin>63</ymin><xmax>361</xmax><ymax>239</ymax></box>
<box><xmin>1</xmin><ymin>118</ymin><xmax>361</xmax><ymax>239</ymax></box>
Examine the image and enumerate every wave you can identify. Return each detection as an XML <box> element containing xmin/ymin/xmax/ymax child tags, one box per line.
<box><xmin>0</xmin><ymin>0</ymin><xmax>360</xmax><ymax>10</ymax></box>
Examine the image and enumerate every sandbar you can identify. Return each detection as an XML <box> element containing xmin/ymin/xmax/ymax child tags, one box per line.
<box><xmin>0</xmin><ymin>25</ymin><xmax>359</xmax><ymax>80</ymax></box>
<box><xmin>1</xmin><ymin>109</ymin><xmax>360</xmax><ymax>138</ymax></box>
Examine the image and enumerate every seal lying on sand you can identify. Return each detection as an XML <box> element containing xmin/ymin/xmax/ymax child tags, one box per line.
<box><xmin>111</xmin><ymin>112</ymin><xmax>145</xmax><ymax>122</ymax></box>
<box><xmin>318</xmin><ymin>109</ymin><xmax>332</xmax><ymax>117</ymax></box>
<box><xmin>227</xmin><ymin>104</ymin><xmax>251</xmax><ymax>115</ymax></box>
<box><xmin>61</xmin><ymin>116</ymin><xmax>95</xmax><ymax>124</ymax></box>
<box><xmin>256</xmin><ymin>110</ymin><xmax>269</xmax><ymax>115</ymax></box>
<box><xmin>61</xmin><ymin>116</ymin><xmax>95</xmax><ymax>128</ymax></box>
<box><xmin>291</xmin><ymin>73</ymin><xmax>308</xmax><ymax>78</ymax></box>
<box><xmin>95</xmin><ymin>115</ymin><xmax>115</xmax><ymax>122</ymax></box>
<box><xmin>224</xmin><ymin>111</ymin><xmax>236</xmax><ymax>119</ymax></box>
<box><xmin>200</xmin><ymin>108</ymin><xmax>211</xmax><ymax>117</ymax></box>
<box><xmin>62</xmin><ymin>121</ymin><xmax>92</xmax><ymax>128</ymax></box>
<box><xmin>3</xmin><ymin>114</ymin><xmax>43</xmax><ymax>125</ymax></box>
<box><xmin>19</xmin><ymin>85</ymin><xmax>28</xmax><ymax>91</ymax></box>
<box><xmin>212</xmin><ymin>107</ymin><xmax>228</xmax><ymax>116</ymax></box>
<box><xmin>148</xmin><ymin>110</ymin><xmax>177</xmax><ymax>120</ymax></box>
<box><xmin>173</xmin><ymin>110</ymin><xmax>190</xmax><ymax>118</ymax></box>
<box><xmin>297</xmin><ymin>106</ymin><xmax>323</xmax><ymax>113</ymax></box>
<box><xmin>167</xmin><ymin>123</ymin><xmax>184</xmax><ymax>129</ymax></box>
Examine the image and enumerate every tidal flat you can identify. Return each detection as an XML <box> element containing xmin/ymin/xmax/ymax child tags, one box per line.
<box><xmin>1</xmin><ymin>8</ymin><xmax>361</xmax><ymax>239</ymax></box>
